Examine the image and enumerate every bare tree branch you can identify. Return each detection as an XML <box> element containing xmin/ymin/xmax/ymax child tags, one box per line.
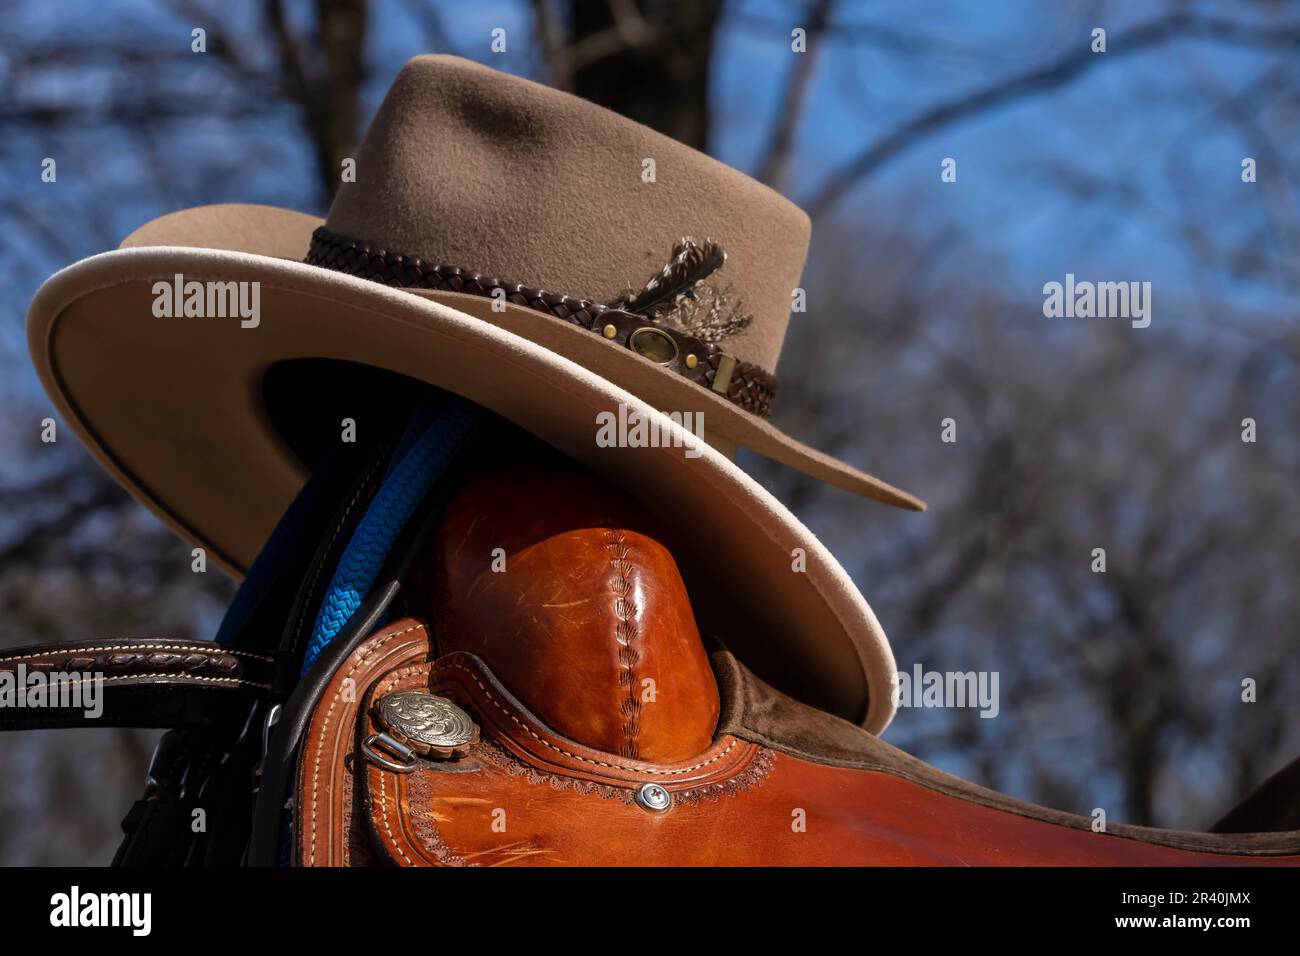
<box><xmin>263</xmin><ymin>0</ymin><xmax>367</xmax><ymax>203</ymax></box>
<box><xmin>755</xmin><ymin>0</ymin><xmax>834</xmax><ymax>190</ymax></box>
<box><xmin>802</xmin><ymin>13</ymin><xmax>1300</xmax><ymax>218</ymax></box>
<box><xmin>529</xmin><ymin>0</ymin><xmax>658</xmax><ymax>91</ymax></box>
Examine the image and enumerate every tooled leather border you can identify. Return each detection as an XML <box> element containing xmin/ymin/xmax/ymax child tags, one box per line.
<box><xmin>296</xmin><ymin>619</ymin><xmax>432</xmax><ymax>867</ymax></box>
<box><xmin>426</xmin><ymin>651</ymin><xmax>762</xmax><ymax>787</ymax></box>
<box><xmin>0</xmin><ymin>639</ymin><xmax>275</xmax><ymax>691</ymax></box>
<box><xmin>297</xmin><ymin>622</ymin><xmax>773</xmax><ymax>866</ymax></box>
<box><xmin>363</xmin><ymin>659</ymin><xmax>773</xmax><ymax>867</ymax></box>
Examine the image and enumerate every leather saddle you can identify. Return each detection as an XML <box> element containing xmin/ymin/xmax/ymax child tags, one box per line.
<box><xmin>2</xmin><ymin>417</ymin><xmax>1298</xmax><ymax>866</ymax></box>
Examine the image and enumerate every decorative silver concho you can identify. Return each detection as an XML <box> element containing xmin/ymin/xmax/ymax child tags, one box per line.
<box><xmin>375</xmin><ymin>691</ymin><xmax>479</xmax><ymax>758</ymax></box>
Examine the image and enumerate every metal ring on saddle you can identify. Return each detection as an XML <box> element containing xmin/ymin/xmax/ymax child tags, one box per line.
<box><xmin>361</xmin><ymin>733</ymin><xmax>419</xmax><ymax>773</ymax></box>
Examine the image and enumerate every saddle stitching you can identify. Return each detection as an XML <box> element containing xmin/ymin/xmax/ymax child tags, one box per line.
<box><xmin>308</xmin><ymin>621</ymin><xmax>427</xmax><ymax>865</ymax></box>
<box><xmin>435</xmin><ymin>660</ymin><xmax>738</xmax><ymax>775</ymax></box>
<box><xmin>0</xmin><ymin>644</ymin><xmax>274</xmax><ymax>665</ymax></box>
<box><xmin>373</xmin><ymin>663</ymin><xmax>473</xmax><ymax>867</ymax></box>
<box><xmin>0</xmin><ymin>673</ymin><xmax>269</xmax><ymax>691</ymax></box>
<box><xmin>376</xmin><ymin>770</ymin><xmax>414</xmax><ymax>866</ymax></box>
<box><xmin>603</xmin><ymin>527</ymin><xmax>642</xmax><ymax>759</ymax></box>
<box><xmin>372</xmin><ymin>662</ymin><xmax>768</xmax><ymax>866</ymax></box>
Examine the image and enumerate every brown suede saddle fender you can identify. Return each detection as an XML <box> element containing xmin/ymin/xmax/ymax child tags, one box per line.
<box><xmin>296</xmin><ymin>471</ymin><xmax>1300</xmax><ymax>867</ymax></box>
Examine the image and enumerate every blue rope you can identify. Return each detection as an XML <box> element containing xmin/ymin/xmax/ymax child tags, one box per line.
<box><xmin>299</xmin><ymin>399</ymin><xmax>474</xmax><ymax>674</ymax></box>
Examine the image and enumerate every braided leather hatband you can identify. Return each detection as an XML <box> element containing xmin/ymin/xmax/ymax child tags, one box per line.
<box><xmin>306</xmin><ymin>227</ymin><xmax>778</xmax><ymax>418</ymax></box>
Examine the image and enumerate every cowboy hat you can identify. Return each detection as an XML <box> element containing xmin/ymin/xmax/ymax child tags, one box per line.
<box><xmin>26</xmin><ymin>55</ymin><xmax>924</xmax><ymax>732</ymax></box>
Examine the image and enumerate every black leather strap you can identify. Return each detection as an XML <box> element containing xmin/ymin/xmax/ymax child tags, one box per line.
<box><xmin>110</xmin><ymin>438</ymin><xmax>399</xmax><ymax>866</ymax></box>
<box><xmin>247</xmin><ymin>580</ymin><xmax>401</xmax><ymax>865</ymax></box>
<box><xmin>0</xmin><ymin>637</ymin><xmax>280</xmax><ymax>731</ymax></box>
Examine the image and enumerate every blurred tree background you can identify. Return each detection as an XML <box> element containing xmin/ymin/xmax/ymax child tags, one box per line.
<box><xmin>1</xmin><ymin>0</ymin><xmax>1298</xmax><ymax>863</ymax></box>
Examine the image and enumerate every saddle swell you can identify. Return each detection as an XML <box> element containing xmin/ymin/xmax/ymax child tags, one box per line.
<box><xmin>426</xmin><ymin>469</ymin><xmax>719</xmax><ymax>763</ymax></box>
<box><xmin>292</xmin><ymin>469</ymin><xmax>1300</xmax><ymax>866</ymax></box>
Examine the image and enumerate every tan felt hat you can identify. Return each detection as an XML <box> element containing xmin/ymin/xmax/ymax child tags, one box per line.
<box><xmin>27</xmin><ymin>55</ymin><xmax>925</xmax><ymax>731</ymax></box>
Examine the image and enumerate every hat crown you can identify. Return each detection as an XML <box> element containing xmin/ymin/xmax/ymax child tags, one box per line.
<box><xmin>325</xmin><ymin>55</ymin><xmax>810</xmax><ymax>373</ymax></box>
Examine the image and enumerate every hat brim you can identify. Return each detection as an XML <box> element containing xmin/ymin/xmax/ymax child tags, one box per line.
<box><xmin>28</xmin><ymin>204</ymin><xmax>908</xmax><ymax>732</ymax></box>
<box><xmin>121</xmin><ymin>204</ymin><xmax>927</xmax><ymax>513</ymax></box>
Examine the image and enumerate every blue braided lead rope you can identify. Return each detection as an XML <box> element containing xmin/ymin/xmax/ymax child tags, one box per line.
<box><xmin>299</xmin><ymin>398</ymin><xmax>475</xmax><ymax>674</ymax></box>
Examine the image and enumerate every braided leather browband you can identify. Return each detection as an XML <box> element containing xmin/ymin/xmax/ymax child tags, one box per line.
<box><xmin>306</xmin><ymin>227</ymin><xmax>778</xmax><ymax>418</ymax></box>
